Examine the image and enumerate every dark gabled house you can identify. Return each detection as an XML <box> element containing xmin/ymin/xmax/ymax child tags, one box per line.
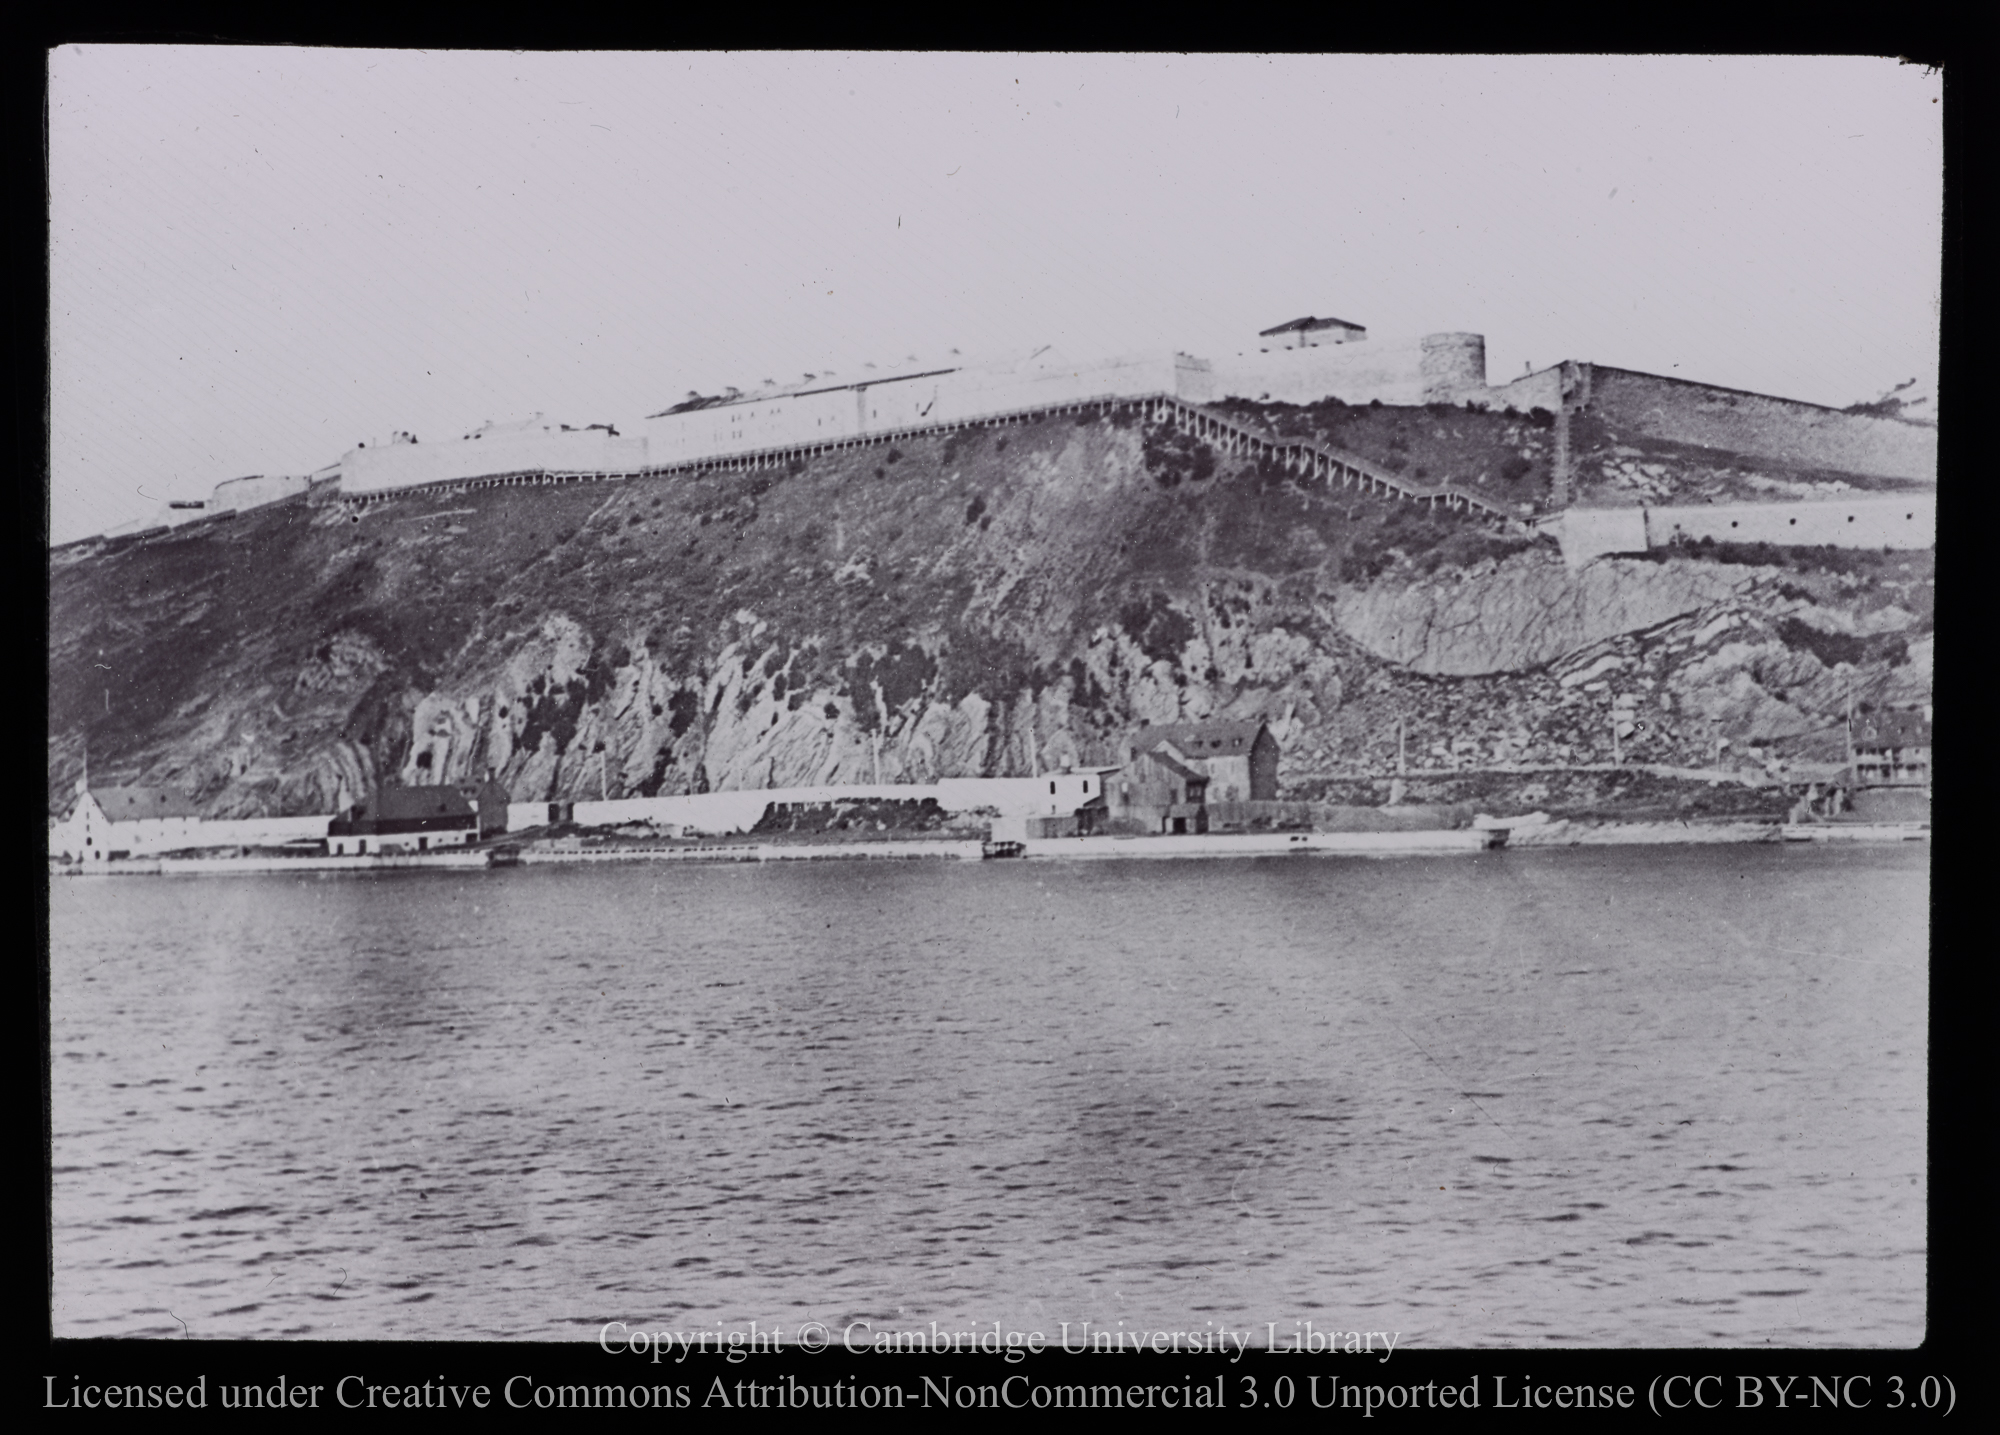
<box><xmin>1109</xmin><ymin>744</ymin><xmax>1210</xmax><ymax>835</ymax></box>
<box><xmin>327</xmin><ymin>786</ymin><xmax>478</xmax><ymax>855</ymax></box>
<box><xmin>1141</xmin><ymin>720</ymin><xmax>1281</xmax><ymax>803</ymax></box>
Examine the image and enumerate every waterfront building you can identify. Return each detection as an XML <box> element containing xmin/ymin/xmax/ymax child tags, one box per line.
<box><xmin>327</xmin><ymin>786</ymin><xmax>479</xmax><ymax>855</ymax></box>
<box><xmin>48</xmin><ymin>783</ymin><xmax>201</xmax><ymax>862</ymax></box>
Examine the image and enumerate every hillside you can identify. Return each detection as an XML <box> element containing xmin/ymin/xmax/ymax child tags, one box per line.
<box><xmin>48</xmin><ymin>405</ymin><xmax>1932</xmax><ymax>820</ymax></box>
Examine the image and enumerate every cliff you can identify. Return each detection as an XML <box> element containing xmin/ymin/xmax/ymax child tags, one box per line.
<box><xmin>47</xmin><ymin>405</ymin><xmax>1933</xmax><ymax>818</ymax></box>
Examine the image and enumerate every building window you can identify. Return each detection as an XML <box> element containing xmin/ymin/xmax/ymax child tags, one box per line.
<box><xmin>1050</xmin><ymin>782</ymin><xmax>1057</xmax><ymax>795</ymax></box>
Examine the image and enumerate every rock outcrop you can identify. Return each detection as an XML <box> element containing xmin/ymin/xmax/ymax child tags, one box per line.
<box><xmin>48</xmin><ymin>404</ymin><xmax>1934</xmax><ymax>816</ymax></box>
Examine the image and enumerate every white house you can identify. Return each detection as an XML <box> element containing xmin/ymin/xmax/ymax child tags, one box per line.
<box><xmin>50</xmin><ymin>782</ymin><xmax>202</xmax><ymax>862</ymax></box>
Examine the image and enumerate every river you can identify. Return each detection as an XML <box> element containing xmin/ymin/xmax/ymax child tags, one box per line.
<box><xmin>48</xmin><ymin>843</ymin><xmax>1927</xmax><ymax>1346</ymax></box>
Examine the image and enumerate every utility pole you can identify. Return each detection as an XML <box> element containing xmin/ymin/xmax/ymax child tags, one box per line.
<box><xmin>1844</xmin><ymin>689</ymin><xmax>1857</xmax><ymax>803</ymax></box>
<box><xmin>1389</xmin><ymin>716</ymin><xmax>1408</xmax><ymax>807</ymax></box>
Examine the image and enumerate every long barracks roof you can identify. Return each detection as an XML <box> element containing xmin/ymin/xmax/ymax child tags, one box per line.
<box><xmin>88</xmin><ymin>787</ymin><xmax>201</xmax><ymax>821</ymax></box>
<box><xmin>1258</xmin><ymin>316</ymin><xmax>1366</xmax><ymax>337</ymax></box>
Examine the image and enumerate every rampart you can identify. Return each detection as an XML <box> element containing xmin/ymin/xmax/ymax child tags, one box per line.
<box><xmin>297</xmin><ymin>330</ymin><xmax>1934</xmax><ymax>516</ymax></box>
<box><xmin>1207</xmin><ymin>332</ymin><xmax>1486</xmax><ymax>406</ymax></box>
<box><xmin>1479</xmin><ymin>365</ymin><xmax>1568</xmax><ymax>415</ymax></box>
<box><xmin>1580</xmin><ymin>365</ymin><xmax>1935</xmax><ymax>481</ymax></box>
<box><xmin>340</xmin><ymin>428</ymin><xmax>650</xmax><ymax>497</ymax></box>
<box><xmin>209</xmin><ymin>473</ymin><xmax>311</xmax><ymax>512</ymax></box>
<box><xmin>643</xmin><ymin>350</ymin><xmax>1216</xmax><ymax>467</ymax></box>
<box><xmin>1544</xmin><ymin>493</ymin><xmax>1937</xmax><ymax>567</ymax></box>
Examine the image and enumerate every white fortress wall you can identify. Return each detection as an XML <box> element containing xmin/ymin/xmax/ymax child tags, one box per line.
<box><xmin>1546</xmin><ymin>495</ymin><xmax>1937</xmax><ymax>567</ymax></box>
<box><xmin>1543</xmin><ymin>506</ymin><xmax>1652</xmax><ymax>567</ymax></box>
<box><xmin>926</xmin><ymin>350</ymin><xmax>1206</xmax><ymax>425</ymax></box>
<box><xmin>209</xmin><ymin>473</ymin><xmax>311</xmax><ymax>512</ymax></box>
<box><xmin>1207</xmin><ymin>332</ymin><xmax>1486</xmax><ymax>407</ymax></box>
<box><xmin>645</xmin><ymin>383</ymin><xmax>880</xmax><ymax>467</ymax></box>
<box><xmin>1478</xmin><ymin>365</ymin><xmax>1568</xmax><ymax>413</ymax></box>
<box><xmin>643</xmin><ymin>352</ymin><xmax>1215</xmax><ymax>470</ymax></box>
<box><xmin>1645</xmin><ymin>494</ymin><xmax>1936</xmax><ymax>550</ymax></box>
<box><xmin>341</xmin><ymin>429</ymin><xmax>650</xmax><ymax>496</ymax></box>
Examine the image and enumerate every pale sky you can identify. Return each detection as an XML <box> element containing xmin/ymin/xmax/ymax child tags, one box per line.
<box><xmin>47</xmin><ymin>50</ymin><xmax>1943</xmax><ymax>545</ymax></box>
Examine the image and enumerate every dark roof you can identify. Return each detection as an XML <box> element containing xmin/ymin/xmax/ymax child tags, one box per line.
<box><xmin>1142</xmin><ymin>720</ymin><xmax>1273</xmax><ymax>756</ymax></box>
<box><xmin>1258</xmin><ymin>315</ymin><xmax>1366</xmax><ymax>337</ymax></box>
<box><xmin>652</xmin><ymin>393</ymin><xmax>729</xmax><ymax>417</ymax></box>
<box><xmin>646</xmin><ymin>363</ymin><xmax>964</xmax><ymax>420</ymax></box>
<box><xmin>1854</xmin><ymin>712</ymin><xmax>1931</xmax><ymax>748</ymax></box>
<box><xmin>1146</xmin><ymin>750</ymin><xmax>1209</xmax><ymax>784</ymax></box>
<box><xmin>353</xmin><ymin>787</ymin><xmax>476</xmax><ymax>821</ymax></box>
<box><xmin>90</xmin><ymin>787</ymin><xmax>200</xmax><ymax>820</ymax></box>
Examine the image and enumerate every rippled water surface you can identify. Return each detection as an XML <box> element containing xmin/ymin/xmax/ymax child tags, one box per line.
<box><xmin>50</xmin><ymin>844</ymin><xmax>1927</xmax><ymax>1345</ymax></box>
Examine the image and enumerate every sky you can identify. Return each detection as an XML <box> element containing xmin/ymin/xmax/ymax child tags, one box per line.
<box><xmin>47</xmin><ymin>51</ymin><xmax>1943</xmax><ymax>545</ymax></box>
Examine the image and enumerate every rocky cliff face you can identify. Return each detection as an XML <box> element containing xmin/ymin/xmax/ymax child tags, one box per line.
<box><xmin>47</xmin><ymin>405</ymin><xmax>1933</xmax><ymax>817</ymax></box>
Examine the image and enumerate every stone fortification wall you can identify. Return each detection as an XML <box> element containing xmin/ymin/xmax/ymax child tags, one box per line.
<box><xmin>210</xmin><ymin>473</ymin><xmax>311</xmax><ymax>513</ymax></box>
<box><xmin>1541</xmin><ymin>506</ymin><xmax>1650</xmax><ymax>569</ymax></box>
<box><xmin>341</xmin><ymin>430</ymin><xmax>650</xmax><ymax>496</ymax></box>
<box><xmin>1583</xmin><ymin>366</ymin><xmax>1936</xmax><ymax>481</ymax></box>
<box><xmin>1546</xmin><ymin>494</ymin><xmax>1937</xmax><ymax>567</ymax></box>
<box><xmin>644</xmin><ymin>351</ymin><xmax>1212</xmax><ymax>468</ymax></box>
<box><xmin>1480</xmin><ymin>366</ymin><xmax>1568</xmax><ymax>415</ymax></box>
<box><xmin>1207</xmin><ymin>333</ymin><xmax>1485</xmax><ymax>406</ymax></box>
<box><xmin>1645</xmin><ymin>494</ymin><xmax>1936</xmax><ymax>550</ymax></box>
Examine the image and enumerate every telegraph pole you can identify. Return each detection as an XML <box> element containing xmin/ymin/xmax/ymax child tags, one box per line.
<box><xmin>1844</xmin><ymin>689</ymin><xmax>1857</xmax><ymax>800</ymax></box>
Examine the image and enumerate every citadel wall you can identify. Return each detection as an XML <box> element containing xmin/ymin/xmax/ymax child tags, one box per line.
<box><xmin>642</xmin><ymin>351</ymin><xmax>1214</xmax><ymax>467</ymax></box>
<box><xmin>1581</xmin><ymin>366</ymin><xmax>1935</xmax><ymax>481</ymax></box>
<box><xmin>1545</xmin><ymin>494</ymin><xmax>1937</xmax><ymax>567</ymax></box>
<box><xmin>1207</xmin><ymin>333</ymin><xmax>1486</xmax><ymax>406</ymax></box>
<box><xmin>209</xmin><ymin>473</ymin><xmax>311</xmax><ymax>512</ymax></box>
<box><xmin>1479</xmin><ymin>365</ymin><xmax>1568</xmax><ymax>415</ymax></box>
<box><xmin>304</xmin><ymin>331</ymin><xmax>1934</xmax><ymax>507</ymax></box>
<box><xmin>340</xmin><ymin>428</ymin><xmax>650</xmax><ymax>496</ymax></box>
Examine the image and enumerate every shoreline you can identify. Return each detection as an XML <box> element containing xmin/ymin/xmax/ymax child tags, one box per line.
<box><xmin>47</xmin><ymin>818</ymin><xmax>1928</xmax><ymax>878</ymax></box>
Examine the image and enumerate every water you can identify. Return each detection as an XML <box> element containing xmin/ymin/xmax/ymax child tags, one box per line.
<box><xmin>49</xmin><ymin>844</ymin><xmax>1927</xmax><ymax>1346</ymax></box>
